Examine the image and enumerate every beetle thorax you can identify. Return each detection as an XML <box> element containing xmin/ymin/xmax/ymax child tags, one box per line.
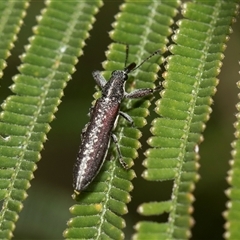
<box><xmin>102</xmin><ymin>70</ymin><xmax>127</xmax><ymax>101</ymax></box>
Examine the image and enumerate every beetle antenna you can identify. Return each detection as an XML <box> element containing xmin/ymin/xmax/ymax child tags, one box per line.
<box><xmin>131</xmin><ymin>49</ymin><xmax>161</xmax><ymax>72</ymax></box>
<box><xmin>124</xmin><ymin>44</ymin><xmax>129</xmax><ymax>68</ymax></box>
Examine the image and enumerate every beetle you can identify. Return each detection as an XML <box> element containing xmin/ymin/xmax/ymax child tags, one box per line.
<box><xmin>73</xmin><ymin>48</ymin><xmax>160</xmax><ymax>193</ymax></box>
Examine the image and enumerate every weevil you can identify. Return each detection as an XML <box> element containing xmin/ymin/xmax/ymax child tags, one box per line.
<box><xmin>73</xmin><ymin>47</ymin><xmax>160</xmax><ymax>193</ymax></box>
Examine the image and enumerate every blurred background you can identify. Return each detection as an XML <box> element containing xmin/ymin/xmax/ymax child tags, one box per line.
<box><xmin>0</xmin><ymin>1</ymin><xmax>239</xmax><ymax>239</ymax></box>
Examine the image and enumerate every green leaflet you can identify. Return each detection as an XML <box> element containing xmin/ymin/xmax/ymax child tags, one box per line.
<box><xmin>0</xmin><ymin>1</ymin><xmax>102</xmax><ymax>239</ymax></box>
<box><xmin>138</xmin><ymin>200</ymin><xmax>172</xmax><ymax>216</ymax></box>
<box><xmin>134</xmin><ymin>221</ymin><xmax>170</xmax><ymax>240</ymax></box>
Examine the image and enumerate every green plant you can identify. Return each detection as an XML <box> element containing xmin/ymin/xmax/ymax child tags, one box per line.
<box><xmin>0</xmin><ymin>1</ymin><xmax>239</xmax><ymax>239</ymax></box>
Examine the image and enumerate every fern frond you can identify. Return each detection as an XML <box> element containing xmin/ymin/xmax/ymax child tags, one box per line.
<box><xmin>64</xmin><ymin>1</ymin><xmax>179</xmax><ymax>239</ymax></box>
<box><xmin>0</xmin><ymin>1</ymin><xmax>102</xmax><ymax>238</ymax></box>
<box><xmin>0</xmin><ymin>1</ymin><xmax>29</xmax><ymax>79</ymax></box>
<box><xmin>225</xmin><ymin>22</ymin><xmax>240</xmax><ymax>240</ymax></box>
<box><xmin>135</xmin><ymin>1</ymin><xmax>238</xmax><ymax>239</ymax></box>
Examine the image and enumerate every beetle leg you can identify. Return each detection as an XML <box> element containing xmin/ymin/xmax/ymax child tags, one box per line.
<box><xmin>125</xmin><ymin>85</ymin><xmax>162</xmax><ymax>99</ymax></box>
<box><xmin>87</xmin><ymin>106</ymin><xmax>94</xmax><ymax>117</ymax></box>
<box><xmin>119</xmin><ymin>111</ymin><xmax>134</xmax><ymax>126</ymax></box>
<box><xmin>92</xmin><ymin>70</ymin><xmax>107</xmax><ymax>89</ymax></box>
<box><xmin>80</xmin><ymin>122</ymin><xmax>90</xmax><ymax>139</ymax></box>
<box><xmin>111</xmin><ymin>133</ymin><xmax>128</xmax><ymax>168</ymax></box>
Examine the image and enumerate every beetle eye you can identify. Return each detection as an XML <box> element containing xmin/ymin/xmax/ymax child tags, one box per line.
<box><xmin>124</xmin><ymin>73</ymin><xmax>128</xmax><ymax>80</ymax></box>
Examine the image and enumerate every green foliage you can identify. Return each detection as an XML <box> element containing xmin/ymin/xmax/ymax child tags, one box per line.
<box><xmin>0</xmin><ymin>1</ymin><xmax>102</xmax><ymax>239</ymax></box>
<box><xmin>225</xmin><ymin>36</ymin><xmax>240</xmax><ymax>240</ymax></box>
<box><xmin>64</xmin><ymin>2</ymin><xmax>180</xmax><ymax>239</ymax></box>
<box><xmin>139</xmin><ymin>1</ymin><xmax>238</xmax><ymax>239</ymax></box>
<box><xmin>0</xmin><ymin>1</ymin><xmax>239</xmax><ymax>239</ymax></box>
<box><xmin>0</xmin><ymin>1</ymin><xmax>29</xmax><ymax>78</ymax></box>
